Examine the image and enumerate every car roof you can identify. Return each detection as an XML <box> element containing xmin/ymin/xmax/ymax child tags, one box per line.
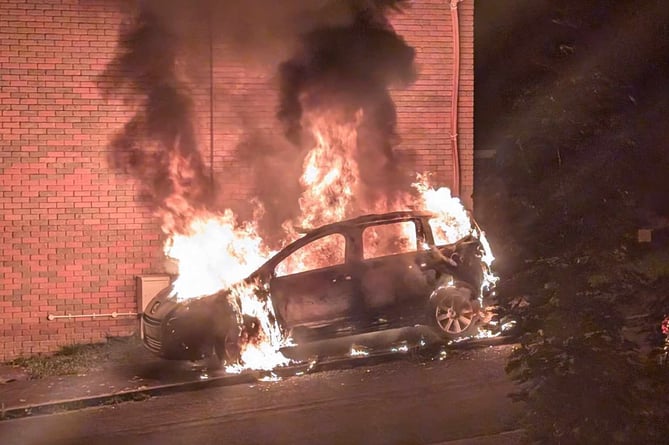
<box><xmin>273</xmin><ymin>210</ymin><xmax>434</xmax><ymax>260</ymax></box>
<box><xmin>250</xmin><ymin>210</ymin><xmax>453</xmax><ymax>277</ymax></box>
<box><xmin>296</xmin><ymin>210</ymin><xmax>435</xmax><ymax>236</ymax></box>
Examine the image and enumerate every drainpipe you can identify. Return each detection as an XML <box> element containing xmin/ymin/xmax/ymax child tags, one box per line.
<box><xmin>208</xmin><ymin>12</ymin><xmax>215</xmax><ymax>186</ymax></box>
<box><xmin>449</xmin><ymin>0</ymin><xmax>463</xmax><ymax>197</ymax></box>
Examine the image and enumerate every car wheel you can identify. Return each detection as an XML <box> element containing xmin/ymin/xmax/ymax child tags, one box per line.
<box><xmin>214</xmin><ymin>329</ymin><xmax>242</xmax><ymax>366</ymax></box>
<box><xmin>429</xmin><ymin>284</ymin><xmax>480</xmax><ymax>340</ymax></box>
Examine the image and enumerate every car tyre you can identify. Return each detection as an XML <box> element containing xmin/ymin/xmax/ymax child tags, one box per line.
<box><xmin>214</xmin><ymin>329</ymin><xmax>242</xmax><ymax>366</ymax></box>
<box><xmin>428</xmin><ymin>283</ymin><xmax>480</xmax><ymax>340</ymax></box>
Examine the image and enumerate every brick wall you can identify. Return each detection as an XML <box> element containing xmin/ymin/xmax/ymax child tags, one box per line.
<box><xmin>0</xmin><ymin>0</ymin><xmax>474</xmax><ymax>361</ymax></box>
<box><xmin>393</xmin><ymin>0</ymin><xmax>474</xmax><ymax>205</ymax></box>
<box><xmin>0</xmin><ymin>0</ymin><xmax>165</xmax><ymax>360</ymax></box>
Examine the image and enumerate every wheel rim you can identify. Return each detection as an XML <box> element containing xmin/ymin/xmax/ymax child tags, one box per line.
<box><xmin>435</xmin><ymin>293</ymin><xmax>475</xmax><ymax>334</ymax></box>
<box><xmin>215</xmin><ymin>326</ymin><xmax>242</xmax><ymax>365</ymax></box>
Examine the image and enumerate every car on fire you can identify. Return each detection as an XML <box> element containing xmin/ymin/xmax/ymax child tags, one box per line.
<box><xmin>141</xmin><ymin>211</ymin><xmax>495</xmax><ymax>365</ymax></box>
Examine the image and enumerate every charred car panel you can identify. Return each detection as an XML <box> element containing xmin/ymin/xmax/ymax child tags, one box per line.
<box><xmin>141</xmin><ymin>211</ymin><xmax>494</xmax><ymax>362</ymax></box>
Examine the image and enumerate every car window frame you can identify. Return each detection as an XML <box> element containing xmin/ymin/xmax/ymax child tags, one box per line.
<box><xmin>360</xmin><ymin>219</ymin><xmax>422</xmax><ymax>260</ymax></box>
<box><xmin>271</xmin><ymin>230</ymin><xmax>350</xmax><ymax>278</ymax></box>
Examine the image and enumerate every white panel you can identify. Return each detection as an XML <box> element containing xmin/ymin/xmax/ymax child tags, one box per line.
<box><xmin>136</xmin><ymin>275</ymin><xmax>172</xmax><ymax>313</ymax></box>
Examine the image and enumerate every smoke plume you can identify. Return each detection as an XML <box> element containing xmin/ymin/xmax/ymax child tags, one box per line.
<box><xmin>100</xmin><ymin>7</ymin><xmax>213</xmax><ymax>233</ymax></box>
<box><xmin>101</xmin><ymin>0</ymin><xmax>416</xmax><ymax>231</ymax></box>
<box><xmin>278</xmin><ymin>1</ymin><xmax>416</xmax><ymax>206</ymax></box>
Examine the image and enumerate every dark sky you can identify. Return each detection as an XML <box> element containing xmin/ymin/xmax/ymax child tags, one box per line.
<box><xmin>475</xmin><ymin>0</ymin><xmax>669</xmax><ymax>150</ymax></box>
<box><xmin>473</xmin><ymin>0</ymin><xmax>669</xmax><ymax>224</ymax></box>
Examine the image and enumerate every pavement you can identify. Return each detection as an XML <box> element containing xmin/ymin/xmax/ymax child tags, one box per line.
<box><xmin>0</xmin><ymin>336</ymin><xmax>232</xmax><ymax>419</ymax></box>
<box><xmin>0</xmin><ymin>337</ymin><xmax>525</xmax><ymax>445</ymax></box>
<box><xmin>0</xmin><ymin>332</ymin><xmax>516</xmax><ymax>421</ymax></box>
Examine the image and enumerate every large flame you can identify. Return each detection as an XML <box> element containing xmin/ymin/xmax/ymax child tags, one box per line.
<box><xmin>161</xmin><ymin>115</ymin><xmax>496</xmax><ymax>372</ymax></box>
<box><xmin>165</xmin><ymin>209</ymin><xmax>272</xmax><ymax>302</ymax></box>
<box><xmin>411</xmin><ymin>174</ymin><xmax>498</xmax><ymax>295</ymax></box>
<box><xmin>412</xmin><ymin>174</ymin><xmax>472</xmax><ymax>244</ymax></box>
<box><xmin>225</xmin><ymin>282</ymin><xmax>290</xmax><ymax>372</ymax></box>
<box><xmin>297</xmin><ymin>115</ymin><xmax>360</xmax><ymax>229</ymax></box>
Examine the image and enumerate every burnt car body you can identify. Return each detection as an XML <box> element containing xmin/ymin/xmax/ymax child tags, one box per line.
<box><xmin>142</xmin><ymin>211</ymin><xmax>494</xmax><ymax>363</ymax></box>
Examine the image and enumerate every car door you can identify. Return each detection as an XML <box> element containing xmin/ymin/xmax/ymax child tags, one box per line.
<box><xmin>269</xmin><ymin>231</ymin><xmax>356</xmax><ymax>329</ymax></box>
<box><xmin>357</xmin><ymin>219</ymin><xmax>434</xmax><ymax>323</ymax></box>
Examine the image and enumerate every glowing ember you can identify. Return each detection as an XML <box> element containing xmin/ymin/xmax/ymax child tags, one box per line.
<box><xmin>258</xmin><ymin>373</ymin><xmax>282</xmax><ymax>382</ymax></box>
<box><xmin>349</xmin><ymin>345</ymin><xmax>370</xmax><ymax>357</ymax></box>
<box><xmin>474</xmin><ymin>327</ymin><xmax>502</xmax><ymax>340</ymax></box>
<box><xmin>390</xmin><ymin>343</ymin><xmax>409</xmax><ymax>353</ymax></box>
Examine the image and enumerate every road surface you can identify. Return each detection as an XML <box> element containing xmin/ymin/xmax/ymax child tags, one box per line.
<box><xmin>0</xmin><ymin>344</ymin><xmax>522</xmax><ymax>445</ymax></box>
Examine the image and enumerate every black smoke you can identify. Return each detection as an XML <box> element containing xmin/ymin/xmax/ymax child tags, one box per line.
<box><xmin>99</xmin><ymin>7</ymin><xmax>213</xmax><ymax>232</ymax></box>
<box><xmin>278</xmin><ymin>1</ymin><xmax>416</xmax><ymax>205</ymax></box>
<box><xmin>100</xmin><ymin>0</ymin><xmax>416</xmax><ymax>231</ymax></box>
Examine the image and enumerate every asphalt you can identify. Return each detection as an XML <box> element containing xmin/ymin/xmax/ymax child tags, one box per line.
<box><xmin>0</xmin><ymin>333</ymin><xmax>514</xmax><ymax>421</ymax></box>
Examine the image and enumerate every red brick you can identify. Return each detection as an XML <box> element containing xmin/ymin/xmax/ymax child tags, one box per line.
<box><xmin>0</xmin><ymin>0</ymin><xmax>473</xmax><ymax>360</ymax></box>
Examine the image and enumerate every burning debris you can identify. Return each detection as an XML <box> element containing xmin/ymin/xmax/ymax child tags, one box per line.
<box><xmin>389</xmin><ymin>342</ymin><xmax>410</xmax><ymax>353</ymax></box>
<box><xmin>350</xmin><ymin>345</ymin><xmax>371</xmax><ymax>357</ymax></box>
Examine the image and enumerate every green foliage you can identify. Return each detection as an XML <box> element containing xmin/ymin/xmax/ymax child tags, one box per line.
<box><xmin>586</xmin><ymin>273</ymin><xmax>610</xmax><ymax>288</ymax></box>
<box><xmin>627</xmin><ymin>251</ymin><xmax>669</xmax><ymax>282</ymax></box>
<box><xmin>507</xmin><ymin>265</ymin><xmax>633</xmax><ymax>442</ymax></box>
<box><xmin>475</xmin><ymin>0</ymin><xmax>669</xmax><ymax>442</ymax></box>
<box><xmin>6</xmin><ymin>336</ymin><xmax>142</xmax><ymax>379</ymax></box>
<box><xmin>499</xmin><ymin>69</ymin><xmax>643</xmax><ymax>254</ymax></box>
<box><xmin>486</xmin><ymin>2</ymin><xmax>669</xmax><ymax>257</ymax></box>
<box><xmin>501</xmin><ymin>249</ymin><xmax>669</xmax><ymax>443</ymax></box>
<box><xmin>8</xmin><ymin>342</ymin><xmax>109</xmax><ymax>379</ymax></box>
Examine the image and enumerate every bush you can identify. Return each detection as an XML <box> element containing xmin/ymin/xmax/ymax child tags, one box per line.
<box><xmin>503</xmin><ymin>251</ymin><xmax>669</xmax><ymax>443</ymax></box>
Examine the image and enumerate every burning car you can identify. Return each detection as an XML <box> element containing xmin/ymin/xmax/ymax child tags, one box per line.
<box><xmin>141</xmin><ymin>210</ymin><xmax>496</xmax><ymax>367</ymax></box>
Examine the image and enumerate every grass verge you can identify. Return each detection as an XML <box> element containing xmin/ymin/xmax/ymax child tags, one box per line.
<box><xmin>5</xmin><ymin>336</ymin><xmax>142</xmax><ymax>379</ymax></box>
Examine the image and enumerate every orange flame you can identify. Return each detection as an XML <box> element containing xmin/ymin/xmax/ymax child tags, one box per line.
<box><xmin>165</xmin><ymin>209</ymin><xmax>273</xmax><ymax>302</ymax></box>
<box><xmin>161</xmin><ymin>116</ymin><xmax>496</xmax><ymax>372</ymax></box>
<box><xmin>225</xmin><ymin>282</ymin><xmax>290</xmax><ymax>372</ymax></box>
<box><xmin>412</xmin><ymin>174</ymin><xmax>471</xmax><ymax>244</ymax></box>
<box><xmin>296</xmin><ymin>114</ymin><xmax>361</xmax><ymax>229</ymax></box>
